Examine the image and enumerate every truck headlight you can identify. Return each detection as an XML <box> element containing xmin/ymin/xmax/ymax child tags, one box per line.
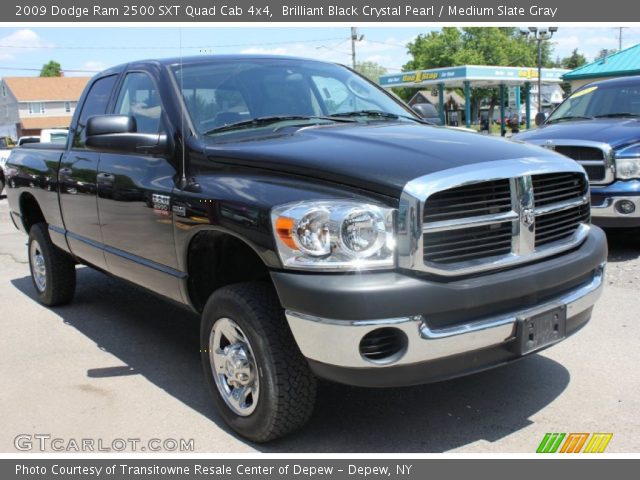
<box><xmin>271</xmin><ymin>201</ymin><xmax>395</xmax><ymax>270</ymax></box>
<box><xmin>615</xmin><ymin>144</ymin><xmax>640</xmax><ymax>180</ymax></box>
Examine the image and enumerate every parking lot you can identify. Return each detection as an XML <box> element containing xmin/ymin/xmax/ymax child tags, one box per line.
<box><xmin>0</xmin><ymin>195</ymin><xmax>638</xmax><ymax>453</ymax></box>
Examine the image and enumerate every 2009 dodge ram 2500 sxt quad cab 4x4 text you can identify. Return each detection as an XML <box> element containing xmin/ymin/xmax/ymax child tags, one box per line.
<box><xmin>5</xmin><ymin>56</ymin><xmax>607</xmax><ymax>442</ymax></box>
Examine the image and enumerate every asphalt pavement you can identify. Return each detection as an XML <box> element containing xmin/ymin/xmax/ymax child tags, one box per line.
<box><xmin>0</xmin><ymin>196</ymin><xmax>638</xmax><ymax>453</ymax></box>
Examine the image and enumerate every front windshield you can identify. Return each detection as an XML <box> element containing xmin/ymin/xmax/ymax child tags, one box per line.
<box><xmin>548</xmin><ymin>82</ymin><xmax>640</xmax><ymax>122</ymax></box>
<box><xmin>171</xmin><ymin>58</ymin><xmax>417</xmax><ymax>136</ymax></box>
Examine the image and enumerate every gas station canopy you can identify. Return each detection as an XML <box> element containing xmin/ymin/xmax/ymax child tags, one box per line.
<box><xmin>379</xmin><ymin>65</ymin><xmax>569</xmax><ymax>133</ymax></box>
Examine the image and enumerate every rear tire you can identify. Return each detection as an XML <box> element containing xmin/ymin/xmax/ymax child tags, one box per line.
<box><xmin>200</xmin><ymin>282</ymin><xmax>317</xmax><ymax>442</ymax></box>
<box><xmin>28</xmin><ymin>223</ymin><xmax>76</xmax><ymax>306</ymax></box>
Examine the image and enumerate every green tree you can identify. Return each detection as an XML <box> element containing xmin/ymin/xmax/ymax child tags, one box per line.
<box><xmin>561</xmin><ymin>49</ymin><xmax>587</xmax><ymax>70</ymax></box>
<box><xmin>403</xmin><ymin>27</ymin><xmax>554</xmax><ymax>123</ymax></box>
<box><xmin>355</xmin><ymin>61</ymin><xmax>388</xmax><ymax>83</ymax></box>
<box><xmin>594</xmin><ymin>48</ymin><xmax>617</xmax><ymax>61</ymax></box>
<box><xmin>40</xmin><ymin>60</ymin><xmax>62</xmax><ymax>77</ymax></box>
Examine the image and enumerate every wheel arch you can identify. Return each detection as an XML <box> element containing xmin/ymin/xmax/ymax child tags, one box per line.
<box><xmin>185</xmin><ymin>228</ymin><xmax>274</xmax><ymax>312</ymax></box>
<box><xmin>19</xmin><ymin>192</ymin><xmax>46</xmax><ymax>233</ymax></box>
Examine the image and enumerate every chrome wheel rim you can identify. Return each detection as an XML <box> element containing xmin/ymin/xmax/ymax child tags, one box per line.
<box><xmin>209</xmin><ymin>317</ymin><xmax>259</xmax><ymax>416</ymax></box>
<box><xmin>29</xmin><ymin>240</ymin><xmax>46</xmax><ymax>293</ymax></box>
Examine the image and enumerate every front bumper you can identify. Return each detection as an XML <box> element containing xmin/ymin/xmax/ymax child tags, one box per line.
<box><xmin>591</xmin><ymin>180</ymin><xmax>640</xmax><ymax>227</ymax></box>
<box><xmin>272</xmin><ymin>227</ymin><xmax>607</xmax><ymax>387</ymax></box>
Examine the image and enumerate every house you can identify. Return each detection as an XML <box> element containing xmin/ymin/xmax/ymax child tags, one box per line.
<box><xmin>0</xmin><ymin>76</ymin><xmax>90</xmax><ymax>139</ymax></box>
<box><xmin>563</xmin><ymin>43</ymin><xmax>640</xmax><ymax>91</ymax></box>
<box><xmin>408</xmin><ymin>89</ymin><xmax>466</xmax><ymax>125</ymax></box>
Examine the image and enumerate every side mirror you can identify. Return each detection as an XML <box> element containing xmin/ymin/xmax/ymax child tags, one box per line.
<box><xmin>535</xmin><ymin>112</ymin><xmax>547</xmax><ymax>126</ymax></box>
<box><xmin>411</xmin><ymin>103</ymin><xmax>443</xmax><ymax>125</ymax></box>
<box><xmin>86</xmin><ymin>115</ymin><xmax>168</xmax><ymax>154</ymax></box>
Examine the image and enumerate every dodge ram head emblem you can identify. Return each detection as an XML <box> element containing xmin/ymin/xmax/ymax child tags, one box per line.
<box><xmin>522</xmin><ymin>208</ymin><xmax>535</xmax><ymax>228</ymax></box>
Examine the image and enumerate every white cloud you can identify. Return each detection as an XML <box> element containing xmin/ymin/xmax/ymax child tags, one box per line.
<box><xmin>0</xmin><ymin>29</ymin><xmax>53</xmax><ymax>61</ymax></box>
<box><xmin>239</xmin><ymin>35</ymin><xmax>413</xmax><ymax>74</ymax></box>
<box><xmin>552</xmin><ymin>27</ymin><xmax>640</xmax><ymax>61</ymax></box>
<box><xmin>82</xmin><ymin>60</ymin><xmax>107</xmax><ymax>72</ymax></box>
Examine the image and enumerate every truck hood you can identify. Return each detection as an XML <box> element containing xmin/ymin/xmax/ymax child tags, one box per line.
<box><xmin>202</xmin><ymin>122</ymin><xmax>559</xmax><ymax>198</ymax></box>
<box><xmin>513</xmin><ymin>118</ymin><xmax>640</xmax><ymax>150</ymax></box>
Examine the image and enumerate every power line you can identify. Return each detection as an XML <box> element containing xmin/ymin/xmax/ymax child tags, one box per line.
<box><xmin>0</xmin><ymin>66</ymin><xmax>100</xmax><ymax>73</ymax></box>
<box><xmin>0</xmin><ymin>37</ymin><xmax>346</xmax><ymax>51</ymax></box>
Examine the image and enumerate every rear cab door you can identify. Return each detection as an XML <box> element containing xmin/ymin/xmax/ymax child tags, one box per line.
<box><xmin>59</xmin><ymin>73</ymin><xmax>119</xmax><ymax>270</ymax></box>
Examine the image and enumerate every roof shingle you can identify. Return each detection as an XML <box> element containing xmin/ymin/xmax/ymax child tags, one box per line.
<box><xmin>564</xmin><ymin>43</ymin><xmax>640</xmax><ymax>80</ymax></box>
<box><xmin>20</xmin><ymin>116</ymin><xmax>73</xmax><ymax>130</ymax></box>
<box><xmin>2</xmin><ymin>76</ymin><xmax>90</xmax><ymax>102</ymax></box>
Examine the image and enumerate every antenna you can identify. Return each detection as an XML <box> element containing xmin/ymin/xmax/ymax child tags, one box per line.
<box><xmin>179</xmin><ymin>27</ymin><xmax>187</xmax><ymax>189</ymax></box>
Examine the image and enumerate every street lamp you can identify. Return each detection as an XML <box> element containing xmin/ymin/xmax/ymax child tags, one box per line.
<box><xmin>521</xmin><ymin>27</ymin><xmax>557</xmax><ymax>122</ymax></box>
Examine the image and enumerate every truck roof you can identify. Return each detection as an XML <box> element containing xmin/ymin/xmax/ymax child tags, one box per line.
<box><xmin>579</xmin><ymin>74</ymin><xmax>640</xmax><ymax>89</ymax></box>
<box><xmin>100</xmin><ymin>54</ymin><xmax>342</xmax><ymax>77</ymax></box>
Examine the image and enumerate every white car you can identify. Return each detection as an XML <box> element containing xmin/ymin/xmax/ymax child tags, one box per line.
<box><xmin>40</xmin><ymin>129</ymin><xmax>69</xmax><ymax>144</ymax></box>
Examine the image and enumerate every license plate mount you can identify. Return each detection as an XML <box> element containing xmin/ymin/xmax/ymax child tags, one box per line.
<box><xmin>515</xmin><ymin>304</ymin><xmax>567</xmax><ymax>355</ymax></box>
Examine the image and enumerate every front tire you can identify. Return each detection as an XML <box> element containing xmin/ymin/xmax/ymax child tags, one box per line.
<box><xmin>201</xmin><ymin>282</ymin><xmax>317</xmax><ymax>442</ymax></box>
<box><xmin>28</xmin><ymin>223</ymin><xmax>76</xmax><ymax>306</ymax></box>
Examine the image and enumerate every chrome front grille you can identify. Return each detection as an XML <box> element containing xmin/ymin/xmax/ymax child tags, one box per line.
<box><xmin>527</xmin><ymin>140</ymin><xmax>614</xmax><ymax>185</ymax></box>
<box><xmin>398</xmin><ymin>158</ymin><xmax>591</xmax><ymax>277</ymax></box>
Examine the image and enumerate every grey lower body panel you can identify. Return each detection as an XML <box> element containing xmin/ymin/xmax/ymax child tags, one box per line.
<box><xmin>591</xmin><ymin>195</ymin><xmax>640</xmax><ymax>227</ymax></box>
<box><xmin>270</xmin><ymin>227</ymin><xmax>608</xmax><ymax>387</ymax></box>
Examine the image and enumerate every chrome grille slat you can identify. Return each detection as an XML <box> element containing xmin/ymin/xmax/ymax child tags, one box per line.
<box><xmin>422</xmin><ymin>210</ymin><xmax>518</xmax><ymax>233</ymax></box>
<box><xmin>535</xmin><ymin>196</ymin><xmax>589</xmax><ymax>215</ymax></box>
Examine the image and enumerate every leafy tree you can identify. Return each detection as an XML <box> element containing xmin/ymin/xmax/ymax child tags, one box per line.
<box><xmin>561</xmin><ymin>49</ymin><xmax>587</xmax><ymax>70</ymax></box>
<box><xmin>355</xmin><ymin>61</ymin><xmax>388</xmax><ymax>83</ymax></box>
<box><xmin>403</xmin><ymin>27</ymin><xmax>554</xmax><ymax>123</ymax></box>
<box><xmin>40</xmin><ymin>60</ymin><xmax>62</xmax><ymax>77</ymax></box>
<box><xmin>594</xmin><ymin>49</ymin><xmax>617</xmax><ymax>61</ymax></box>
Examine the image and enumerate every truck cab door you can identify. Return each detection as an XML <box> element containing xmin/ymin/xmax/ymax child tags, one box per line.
<box><xmin>96</xmin><ymin>71</ymin><xmax>182</xmax><ymax>302</ymax></box>
<box><xmin>59</xmin><ymin>74</ymin><xmax>118</xmax><ymax>270</ymax></box>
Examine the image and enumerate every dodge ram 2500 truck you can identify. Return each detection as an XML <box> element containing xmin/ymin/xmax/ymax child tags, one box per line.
<box><xmin>514</xmin><ymin>75</ymin><xmax>640</xmax><ymax>227</ymax></box>
<box><xmin>5</xmin><ymin>55</ymin><xmax>607</xmax><ymax>442</ymax></box>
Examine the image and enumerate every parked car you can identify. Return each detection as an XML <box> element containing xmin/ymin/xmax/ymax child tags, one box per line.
<box><xmin>4</xmin><ymin>55</ymin><xmax>607</xmax><ymax>442</ymax></box>
<box><xmin>411</xmin><ymin>102</ymin><xmax>443</xmax><ymax>125</ymax></box>
<box><xmin>40</xmin><ymin>129</ymin><xmax>69</xmax><ymax>144</ymax></box>
<box><xmin>514</xmin><ymin>75</ymin><xmax>640</xmax><ymax>227</ymax></box>
<box><xmin>17</xmin><ymin>136</ymin><xmax>40</xmax><ymax>146</ymax></box>
<box><xmin>0</xmin><ymin>151</ymin><xmax>7</xmax><ymax>193</ymax></box>
<box><xmin>0</xmin><ymin>137</ymin><xmax>15</xmax><ymax>193</ymax></box>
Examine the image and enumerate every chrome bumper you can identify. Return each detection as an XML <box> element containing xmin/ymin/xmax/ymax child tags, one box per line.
<box><xmin>591</xmin><ymin>196</ymin><xmax>640</xmax><ymax>218</ymax></box>
<box><xmin>285</xmin><ymin>263</ymin><xmax>605</xmax><ymax>369</ymax></box>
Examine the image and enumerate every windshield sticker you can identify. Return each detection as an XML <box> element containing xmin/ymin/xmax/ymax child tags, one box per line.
<box><xmin>570</xmin><ymin>86</ymin><xmax>598</xmax><ymax>99</ymax></box>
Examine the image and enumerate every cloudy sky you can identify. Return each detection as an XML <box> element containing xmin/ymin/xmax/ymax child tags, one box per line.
<box><xmin>1</xmin><ymin>26</ymin><xmax>639</xmax><ymax>77</ymax></box>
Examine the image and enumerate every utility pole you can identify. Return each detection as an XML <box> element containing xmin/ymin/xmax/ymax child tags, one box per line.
<box><xmin>521</xmin><ymin>27</ymin><xmax>557</xmax><ymax>120</ymax></box>
<box><xmin>617</xmin><ymin>27</ymin><xmax>626</xmax><ymax>50</ymax></box>
<box><xmin>351</xmin><ymin>27</ymin><xmax>357</xmax><ymax>69</ymax></box>
<box><xmin>350</xmin><ymin>27</ymin><xmax>364</xmax><ymax>70</ymax></box>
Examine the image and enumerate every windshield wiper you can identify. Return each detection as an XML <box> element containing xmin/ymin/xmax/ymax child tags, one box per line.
<box><xmin>546</xmin><ymin>115</ymin><xmax>594</xmax><ymax>124</ymax></box>
<box><xmin>593</xmin><ymin>112</ymin><xmax>640</xmax><ymax>118</ymax></box>
<box><xmin>329</xmin><ymin>110</ymin><xmax>401</xmax><ymax>120</ymax></box>
<box><xmin>203</xmin><ymin>115</ymin><xmax>353</xmax><ymax>135</ymax></box>
<box><xmin>330</xmin><ymin>109</ymin><xmax>435</xmax><ymax>125</ymax></box>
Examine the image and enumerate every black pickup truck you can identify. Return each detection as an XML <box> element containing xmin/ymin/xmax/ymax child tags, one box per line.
<box><xmin>5</xmin><ymin>55</ymin><xmax>607</xmax><ymax>442</ymax></box>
